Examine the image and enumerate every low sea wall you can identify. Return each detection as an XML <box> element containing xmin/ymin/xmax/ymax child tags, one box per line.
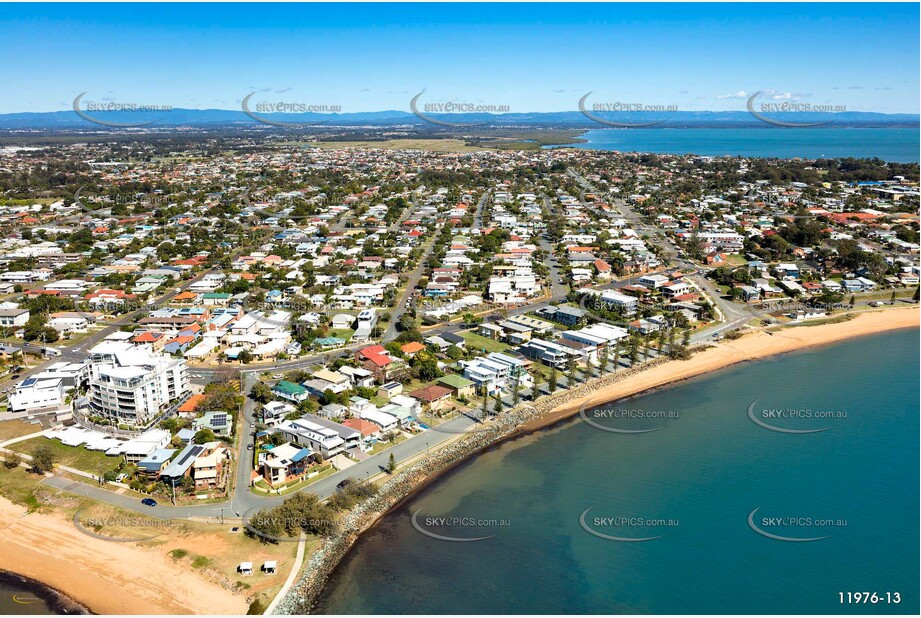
<box><xmin>277</xmin><ymin>353</ymin><xmax>682</xmax><ymax>614</ymax></box>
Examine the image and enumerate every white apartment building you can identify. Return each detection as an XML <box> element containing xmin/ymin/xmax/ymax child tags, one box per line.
<box><xmin>86</xmin><ymin>341</ymin><xmax>189</xmax><ymax>426</ymax></box>
<box><xmin>8</xmin><ymin>376</ymin><xmax>66</xmax><ymax>413</ymax></box>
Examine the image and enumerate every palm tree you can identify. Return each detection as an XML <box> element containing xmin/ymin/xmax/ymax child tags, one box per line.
<box><xmin>599</xmin><ymin>346</ymin><xmax>610</xmax><ymax>375</ymax></box>
<box><xmin>548</xmin><ymin>365</ymin><xmax>558</xmax><ymax>393</ymax></box>
<box><xmin>612</xmin><ymin>340</ymin><xmax>621</xmax><ymax>372</ymax></box>
<box><xmin>493</xmin><ymin>393</ymin><xmax>503</xmax><ymax>417</ymax></box>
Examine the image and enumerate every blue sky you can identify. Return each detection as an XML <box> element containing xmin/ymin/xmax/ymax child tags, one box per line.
<box><xmin>1</xmin><ymin>3</ymin><xmax>918</xmax><ymax>114</ymax></box>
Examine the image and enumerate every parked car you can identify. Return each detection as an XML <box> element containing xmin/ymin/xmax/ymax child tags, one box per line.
<box><xmin>141</xmin><ymin>498</ymin><xmax>157</xmax><ymax>507</ymax></box>
<box><xmin>869</xmin><ymin>301</ymin><xmax>884</xmax><ymax>307</ymax></box>
<box><xmin>247</xmin><ymin>443</ymin><xmax>253</xmax><ymax>450</ymax></box>
<box><xmin>337</xmin><ymin>479</ymin><xmax>352</xmax><ymax>490</ymax></box>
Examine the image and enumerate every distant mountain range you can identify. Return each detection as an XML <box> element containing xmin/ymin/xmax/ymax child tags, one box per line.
<box><xmin>0</xmin><ymin>108</ymin><xmax>917</xmax><ymax>130</ymax></box>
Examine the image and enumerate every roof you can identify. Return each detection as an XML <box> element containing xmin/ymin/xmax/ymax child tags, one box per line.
<box><xmin>273</xmin><ymin>380</ymin><xmax>308</xmax><ymax>395</ymax></box>
<box><xmin>400</xmin><ymin>341</ymin><xmax>425</xmax><ymax>354</ymax></box>
<box><xmin>357</xmin><ymin>344</ymin><xmax>392</xmax><ymax>367</ymax></box>
<box><xmin>409</xmin><ymin>385</ymin><xmax>452</xmax><ymax>402</ymax></box>
<box><xmin>342</xmin><ymin>418</ymin><xmax>382</xmax><ymax>436</ymax></box>
<box><xmin>178</xmin><ymin>394</ymin><xmax>206</xmax><ymax>413</ymax></box>
<box><xmin>437</xmin><ymin>374</ymin><xmax>474</xmax><ymax>389</ymax></box>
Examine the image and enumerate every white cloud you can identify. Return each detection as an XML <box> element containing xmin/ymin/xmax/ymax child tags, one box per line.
<box><xmin>715</xmin><ymin>90</ymin><xmax>747</xmax><ymax>100</ymax></box>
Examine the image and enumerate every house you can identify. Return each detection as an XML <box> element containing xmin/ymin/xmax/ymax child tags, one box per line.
<box><xmin>409</xmin><ymin>385</ymin><xmax>453</xmax><ymax>412</ymax></box>
<box><xmin>0</xmin><ymin>308</ymin><xmax>29</xmax><ymax>329</ymax></box>
<box><xmin>136</xmin><ymin>449</ymin><xmax>176</xmax><ymax>478</ymax></box>
<box><xmin>261</xmin><ymin>442</ymin><xmax>313</xmax><ymax>486</ymax></box>
<box><xmin>262</xmin><ymin>401</ymin><xmax>295</xmax><ymax>426</ymax></box>
<box><xmin>400</xmin><ymin>341</ymin><xmax>426</xmax><ymax>357</ymax></box>
<box><xmin>478</xmin><ymin>323</ymin><xmax>504</xmax><ymax>340</ymax></box>
<box><xmin>192</xmin><ymin>447</ymin><xmax>228</xmax><ymax>489</ymax></box>
<box><xmin>437</xmin><ymin>374</ymin><xmax>476</xmax><ymax>398</ymax></box>
<box><xmin>341</xmin><ymin>418</ymin><xmax>382</xmax><ymax>443</ymax></box>
<box><xmin>338</xmin><ymin>365</ymin><xmax>375</xmax><ymax>388</ymax></box>
<box><xmin>376</xmin><ymin>381</ymin><xmax>403</xmax><ymax>400</ymax></box>
<box><xmin>276</xmin><ymin>418</ymin><xmax>346</xmax><ymax>458</ymax></box>
<box><xmin>193</xmin><ymin>411</ymin><xmax>233</xmax><ymax>435</ymax></box>
<box><xmin>354</xmin><ymin>345</ymin><xmax>399</xmax><ymax>381</ymax></box>
<box><xmin>705</xmin><ymin>251</ymin><xmax>727</xmax><ymax>265</ymax></box>
<box><xmin>271</xmin><ymin>380</ymin><xmax>310</xmax><ymax>403</ymax></box>
<box><xmin>638</xmin><ymin>274</ymin><xmax>669</xmax><ymax>289</ymax></box>
<box><xmin>160</xmin><ymin>443</ymin><xmax>206</xmax><ymax>480</ymax></box>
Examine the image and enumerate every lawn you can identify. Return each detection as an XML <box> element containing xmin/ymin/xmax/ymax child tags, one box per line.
<box><xmin>368</xmin><ymin>433</ymin><xmax>408</xmax><ymax>455</ymax></box>
<box><xmin>0</xmin><ymin>465</ymin><xmax>46</xmax><ymax>510</ymax></box>
<box><xmin>459</xmin><ymin>332</ymin><xmax>512</xmax><ymax>354</ymax></box>
<box><xmin>0</xmin><ymin>418</ymin><xmax>42</xmax><ymax>443</ymax></box>
<box><xmin>12</xmin><ymin>436</ymin><xmax>120</xmax><ymax>474</ymax></box>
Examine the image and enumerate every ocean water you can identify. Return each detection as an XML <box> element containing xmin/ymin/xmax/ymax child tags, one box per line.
<box><xmin>0</xmin><ymin>572</ymin><xmax>85</xmax><ymax>615</ymax></box>
<box><xmin>315</xmin><ymin>330</ymin><xmax>919</xmax><ymax>614</ymax></box>
<box><xmin>549</xmin><ymin>128</ymin><xmax>920</xmax><ymax>163</ymax></box>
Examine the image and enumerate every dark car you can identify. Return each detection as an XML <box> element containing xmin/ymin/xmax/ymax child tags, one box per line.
<box><xmin>336</xmin><ymin>479</ymin><xmax>352</xmax><ymax>490</ymax></box>
<box><xmin>141</xmin><ymin>498</ymin><xmax>157</xmax><ymax>507</ymax></box>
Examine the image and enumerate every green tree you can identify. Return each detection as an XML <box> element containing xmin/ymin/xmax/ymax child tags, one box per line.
<box><xmin>889</xmin><ymin>291</ymin><xmax>896</xmax><ymax>305</ymax></box>
<box><xmin>599</xmin><ymin>346</ymin><xmax>610</xmax><ymax>374</ymax></box>
<box><xmin>30</xmin><ymin>444</ymin><xmax>56</xmax><ymax>473</ymax></box>
<box><xmin>386</xmin><ymin>453</ymin><xmax>397</xmax><ymax>474</ymax></box>
<box><xmin>493</xmin><ymin>393</ymin><xmax>503</xmax><ymax>416</ymax></box>
<box><xmin>193</xmin><ymin>428</ymin><xmax>215</xmax><ymax>444</ymax></box>
<box><xmin>249</xmin><ymin>382</ymin><xmax>273</xmax><ymax>404</ymax></box>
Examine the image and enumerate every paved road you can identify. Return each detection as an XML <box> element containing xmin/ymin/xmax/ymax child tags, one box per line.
<box><xmin>539</xmin><ymin>194</ymin><xmax>568</xmax><ymax>298</ymax></box>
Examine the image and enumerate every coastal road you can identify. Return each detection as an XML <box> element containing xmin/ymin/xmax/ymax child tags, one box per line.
<box><xmin>40</xmin><ymin>405</ymin><xmax>486</xmax><ymax>520</ymax></box>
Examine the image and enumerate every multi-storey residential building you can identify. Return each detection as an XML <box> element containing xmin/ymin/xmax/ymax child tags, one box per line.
<box><xmin>85</xmin><ymin>340</ymin><xmax>189</xmax><ymax>427</ymax></box>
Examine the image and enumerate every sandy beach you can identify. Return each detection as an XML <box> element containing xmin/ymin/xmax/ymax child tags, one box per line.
<box><xmin>0</xmin><ymin>497</ymin><xmax>247</xmax><ymax>615</ymax></box>
<box><xmin>525</xmin><ymin>308</ymin><xmax>920</xmax><ymax>431</ymax></box>
<box><xmin>0</xmin><ymin>309</ymin><xmax>916</xmax><ymax>615</ymax></box>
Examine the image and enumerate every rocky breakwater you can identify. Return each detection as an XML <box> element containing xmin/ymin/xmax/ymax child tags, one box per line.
<box><xmin>276</xmin><ymin>351</ymin><xmax>698</xmax><ymax>614</ymax></box>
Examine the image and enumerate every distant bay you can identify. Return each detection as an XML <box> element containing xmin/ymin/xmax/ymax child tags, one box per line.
<box><xmin>546</xmin><ymin>128</ymin><xmax>920</xmax><ymax>163</ymax></box>
<box><xmin>316</xmin><ymin>330</ymin><xmax>919</xmax><ymax>614</ymax></box>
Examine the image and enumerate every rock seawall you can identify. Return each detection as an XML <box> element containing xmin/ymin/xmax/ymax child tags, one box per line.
<box><xmin>275</xmin><ymin>353</ymin><xmax>686</xmax><ymax>614</ymax></box>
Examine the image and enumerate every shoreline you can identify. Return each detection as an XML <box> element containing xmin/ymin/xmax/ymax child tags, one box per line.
<box><xmin>0</xmin><ymin>570</ymin><xmax>91</xmax><ymax>615</ymax></box>
<box><xmin>0</xmin><ymin>498</ymin><xmax>248</xmax><ymax>615</ymax></box>
<box><xmin>524</xmin><ymin>307</ymin><xmax>919</xmax><ymax>432</ymax></box>
<box><xmin>283</xmin><ymin>307</ymin><xmax>919</xmax><ymax>614</ymax></box>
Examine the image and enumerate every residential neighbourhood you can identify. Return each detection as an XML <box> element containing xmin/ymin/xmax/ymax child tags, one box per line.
<box><xmin>0</xmin><ymin>139</ymin><xmax>916</xmax><ymax>613</ymax></box>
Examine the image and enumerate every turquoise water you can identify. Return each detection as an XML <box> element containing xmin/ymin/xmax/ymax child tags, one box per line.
<box><xmin>550</xmin><ymin>128</ymin><xmax>920</xmax><ymax>163</ymax></box>
<box><xmin>316</xmin><ymin>330</ymin><xmax>919</xmax><ymax>614</ymax></box>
